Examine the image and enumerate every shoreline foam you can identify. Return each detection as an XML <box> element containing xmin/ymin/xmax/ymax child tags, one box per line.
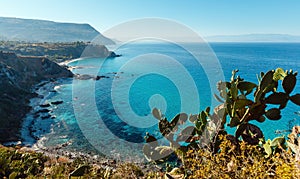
<box><xmin>20</xmin><ymin>80</ymin><xmax>60</xmax><ymax>146</ymax></box>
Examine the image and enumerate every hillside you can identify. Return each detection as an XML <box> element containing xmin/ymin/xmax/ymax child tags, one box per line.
<box><xmin>0</xmin><ymin>17</ymin><xmax>115</xmax><ymax>45</ymax></box>
<box><xmin>0</xmin><ymin>51</ymin><xmax>73</xmax><ymax>142</ymax></box>
<box><xmin>0</xmin><ymin>41</ymin><xmax>118</xmax><ymax>63</ymax></box>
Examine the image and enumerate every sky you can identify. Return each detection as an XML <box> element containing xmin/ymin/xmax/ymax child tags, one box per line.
<box><xmin>0</xmin><ymin>0</ymin><xmax>300</xmax><ymax>37</ymax></box>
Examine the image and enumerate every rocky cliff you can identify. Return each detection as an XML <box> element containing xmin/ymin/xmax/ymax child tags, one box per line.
<box><xmin>0</xmin><ymin>51</ymin><xmax>73</xmax><ymax>142</ymax></box>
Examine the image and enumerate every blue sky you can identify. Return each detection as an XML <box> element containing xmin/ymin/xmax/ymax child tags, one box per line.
<box><xmin>0</xmin><ymin>0</ymin><xmax>299</xmax><ymax>36</ymax></box>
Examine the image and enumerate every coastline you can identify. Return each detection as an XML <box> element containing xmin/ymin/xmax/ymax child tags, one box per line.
<box><xmin>20</xmin><ymin>79</ymin><xmax>63</xmax><ymax>146</ymax></box>
<box><xmin>12</xmin><ymin>77</ymin><xmax>157</xmax><ymax>174</ymax></box>
<box><xmin>14</xmin><ymin>78</ymin><xmax>118</xmax><ymax>166</ymax></box>
<box><xmin>12</xmin><ymin>59</ymin><xmax>151</xmax><ymax>168</ymax></box>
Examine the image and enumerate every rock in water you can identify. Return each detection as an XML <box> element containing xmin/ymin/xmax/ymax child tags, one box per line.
<box><xmin>51</xmin><ymin>101</ymin><xmax>64</xmax><ymax>105</ymax></box>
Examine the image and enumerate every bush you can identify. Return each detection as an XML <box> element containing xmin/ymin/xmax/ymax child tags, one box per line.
<box><xmin>184</xmin><ymin>135</ymin><xmax>300</xmax><ymax>178</ymax></box>
<box><xmin>0</xmin><ymin>146</ymin><xmax>47</xmax><ymax>178</ymax></box>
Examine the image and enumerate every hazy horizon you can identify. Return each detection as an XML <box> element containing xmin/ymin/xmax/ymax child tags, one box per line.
<box><xmin>0</xmin><ymin>0</ymin><xmax>300</xmax><ymax>37</ymax></box>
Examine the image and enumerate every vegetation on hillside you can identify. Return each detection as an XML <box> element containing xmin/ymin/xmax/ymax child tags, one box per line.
<box><xmin>0</xmin><ymin>145</ymin><xmax>153</xmax><ymax>178</ymax></box>
<box><xmin>0</xmin><ymin>41</ymin><xmax>111</xmax><ymax>63</ymax></box>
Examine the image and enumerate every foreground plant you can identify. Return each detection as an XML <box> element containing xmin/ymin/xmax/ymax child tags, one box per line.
<box><xmin>143</xmin><ymin>68</ymin><xmax>300</xmax><ymax>177</ymax></box>
<box><xmin>0</xmin><ymin>146</ymin><xmax>47</xmax><ymax>178</ymax></box>
<box><xmin>184</xmin><ymin>135</ymin><xmax>300</xmax><ymax>178</ymax></box>
<box><xmin>216</xmin><ymin>68</ymin><xmax>300</xmax><ymax>145</ymax></box>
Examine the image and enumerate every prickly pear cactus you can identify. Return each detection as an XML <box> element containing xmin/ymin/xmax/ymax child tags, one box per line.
<box><xmin>215</xmin><ymin>68</ymin><xmax>300</xmax><ymax>145</ymax></box>
<box><xmin>263</xmin><ymin>136</ymin><xmax>286</xmax><ymax>158</ymax></box>
<box><xmin>143</xmin><ymin>68</ymin><xmax>300</xmax><ymax>163</ymax></box>
<box><xmin>142</xmin><ymin>107</ymin><xmax>221</xmax><ymax>162</ymax></box>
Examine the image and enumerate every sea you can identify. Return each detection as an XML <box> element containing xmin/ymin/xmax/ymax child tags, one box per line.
<box><xmin>21</xmin><ymin>42</ymin><xmax>300</xmax><ymax>161</ymax></box>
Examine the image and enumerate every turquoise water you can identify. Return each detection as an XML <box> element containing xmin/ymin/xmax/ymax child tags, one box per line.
<box><xmin>37</xmin><ymin>42</ymin><xmax>300</xmax><ymax>158</ymax></box>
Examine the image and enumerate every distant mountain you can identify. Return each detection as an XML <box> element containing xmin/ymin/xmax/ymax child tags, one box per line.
<box><xmin>0</xmin><ymin>17</ymin><xmax>115</xmax><ymax>45</ymax></box>
<box><xmin>205</xmin><ymin>34</ymin><xmax>300</xmax><ymax>42</ymax></box>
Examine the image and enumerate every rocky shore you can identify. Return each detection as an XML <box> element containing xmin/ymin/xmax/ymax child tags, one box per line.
<box><xmin>0</xmin><ymin>50</ymin><xmax>152</xmax><ymax>178</ymax></box>
<box><xmin>20</xmin><ymin>79</ymin><xmax>67</xmax><ymax>145</ymax></box>
<box><xmin>0</xmin><ymin>51</ymin><xmax>73</xmax><ymax>143</ymax></box>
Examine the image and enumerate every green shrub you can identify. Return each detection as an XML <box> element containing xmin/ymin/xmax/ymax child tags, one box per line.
<box><xmin>0</xmin><ymin>146</ymin><xmax>47</xmax><ymax>178</ymax></box>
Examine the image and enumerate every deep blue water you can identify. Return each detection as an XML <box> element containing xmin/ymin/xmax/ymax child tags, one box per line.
<box><xmin>33</xmin><ymin>42</ymin><xmax>300</xmax><ymax>159</ymax></box>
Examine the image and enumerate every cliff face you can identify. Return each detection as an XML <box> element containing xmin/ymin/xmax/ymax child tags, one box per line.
<box><xmin>0</xmin><ymin>51</ymin><xmax>73</xmax><ymax>142</ymax></box>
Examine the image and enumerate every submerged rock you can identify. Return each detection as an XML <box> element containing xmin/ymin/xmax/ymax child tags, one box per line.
<box><xmin>37</xmin><ymin>109</ymin><xmax>51</xmax><ymax>113</ymax></box>
<box><xmin>40</xmin><ymin>103</ymin><xmax>50</xmax><ymax>108</ymax></box>
<box><xmin>33</xmin><ymin>114</ymin><xmax>40</xmax><ymax>118</ymax></box>
<box><xmin>94</xmin><ymin>75</ymin><xmax>110</xmax><ymax>80</ymax></box>
<box><xmin>41</xmin><ymin>115</ymin><xmax>51</xmax><ymax>120</ymax></box>
<box><xmin>75</xmin><ymin>74</ymin><xmax>94</xmax><ymax>80</ymax></box>
<box><xmin>51</xmin><ymin>100</ymin><xmax>63</xmax><ymax>105</ymax></box>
